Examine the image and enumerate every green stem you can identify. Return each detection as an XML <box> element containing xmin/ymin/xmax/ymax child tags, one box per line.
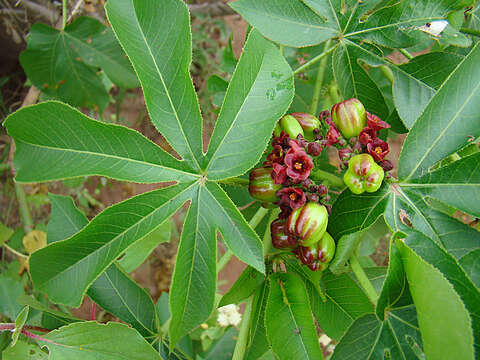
<box><xmin>232</xmin><ymin>295</ymin><xmax>253</xmax><ymax>360</ymax></box>
<box><xmin>293</xmin><ymin>43</ymin><xmax>339</xmax><ymax>75</ymax></box>
<box><xmin>279</xmin><ymin>45</ymin><xmax>285</xmax><ymax>56</ymax></box>
<box><xmin>14</xmin><ymin>182</ymin><xmax>33</xmax><ymax>234</ymax></box>
<box><xmin>460</xmin><ymin>27</ymin><xmax>480</xmax><ymax>37</ymax></box>
<box><xmin>217</xmin><ymin>177</ymin><xmax>249</xmax><ymax>187</ymax></box>
<box><xmin>62</xmin><ymin>0</ymin><xmax>67</xmax><ymax>30</ymax></box>
<box><xmin>3</xmin><ymin>244</ymin><xmax>28</xmax><ymax>260</ymax></box>
<box><xmin>310</xmin><ymin>169</ymin><xmax>345</xmax><ymax>188</ymax></box>
<box><xmin>310</xmin><ymin>39</ymin><xmax>332</xmax><ymax>114</ymax></box>
<box><xmin>0</xmin><ymin>163</ymin><xmax>9</xmax><ymax>172</ymax></box>
<box><xmin>398</xmin><ymin>48</ymin><xmax>413</xmax><ymax>60</ymax></box>
<box><xmin>350</xmin><ymin>254</ymin><xmax>378</xmax><ymax>305</ymax></box>
<box><xmin>217</xmin><ymin>207</ymin><xmax>269</xmax><ymax>273</ymax></box>
<box><xmin>329</xmin><ymin>83</ymin><xmax>342</xmax><ymax>105</ymax></box>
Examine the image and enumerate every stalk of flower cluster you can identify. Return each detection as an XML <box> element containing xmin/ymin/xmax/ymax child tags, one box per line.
<box><xmin>231</xmin><ymin>295</ymin><xmax>253</xmax><ymax>360</ymax></box>
<box><xmin>349</xmin><ymin>254</ymin><xmax>379</xmax><ymax>305</ymax></box>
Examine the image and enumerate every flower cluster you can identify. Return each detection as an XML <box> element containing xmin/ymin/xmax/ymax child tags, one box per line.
<box><xmin>248</xmin><ymin>98</ymin><xmax>394</xmax><ymax>271</ymax></box>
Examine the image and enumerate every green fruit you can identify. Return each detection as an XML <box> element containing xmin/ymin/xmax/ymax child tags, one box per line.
<box><xmin>285</xmin><ymin>202</ymin><xmax>328</xmax><ymax>247</ymax></box>
<box><xmin>290</xmin><ymin>113</ymin><xmax>320</xmax><ymax>141</ymax></box>
<box><xmin>248</xmin><ymin>167</ymin><xmax>281</xmax><ymax>202</ymax></box>
<box><xmin>279</xmin><ymin>114</ymin><xmax>304</xmax><ymax>139</ymax></box>
<box><xmin>344</xmin><ymin>154</ymin><xmax>384</xmax><ymax>195</ymax></box>
<box><xmin>331</xmin><ymin>98</ymin><xmax>367</xmax><ymax>139</ymax></box>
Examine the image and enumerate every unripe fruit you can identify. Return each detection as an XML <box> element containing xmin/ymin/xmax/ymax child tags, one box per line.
<box><xmin>344</xmin><ymin>154</ymin><xmax>385</xmax><ymax>194</ymax></box>
<box><xmin>285</xmin><ymin>202</ymin><xmax>328</xmax><ymax>247</ymax></box>
<box><xmin>279</xmin><ymin>115</ymin><xmax>304</xmax><ymax>139</ymax></box>
<box><xmin>249</xmin><ymin>167</ymin><xmax>282</xmax><ymax>202</ymax></box>
<box><xmin>331</xmin><ymin>98</ymin><xmax>367</xmax><ymax>139</ymax></box>
<box><xmin>290</xmin><ymin>113</ymin><xmax>320</xmax><ymax>141</ymax></box>
<box><xmin>270</xmin><ymin>218</ymin><xmax>298</xmax><ymax>250</ymax></box>
<box><xmin>297</xmin><ymin>232</ymin><xmax>336</xmax><ymax>271</ymax></box>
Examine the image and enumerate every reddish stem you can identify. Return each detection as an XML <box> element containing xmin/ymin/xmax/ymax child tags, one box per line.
<box><xmin>238</xmin><ymin>201</ymin><xmax>255</xmax><ymax>211</ymax></box>
<box><xmin>0</xmin><ymin>324</ymin><xmax>49</xmax><ymax>333</ymax></box>
<box><xmin>90</xmin><ymin>301</ymin><xmax>97</xmax><ymax>321</ymax></box>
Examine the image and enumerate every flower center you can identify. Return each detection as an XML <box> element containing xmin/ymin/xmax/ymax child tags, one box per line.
<box><xmin>375</xmin><ymin>147</ymin><xmax>383</xmax><ymax>154</ymax></box>
<box><xmin>289</xmin><ymin>193</ymin><xmax>297</xmax><ymax>201</ymax></box>
<box><xmin>294</xmin><ymin>162</ymin><xmax>303</xmax><ymax>170</ymax></box>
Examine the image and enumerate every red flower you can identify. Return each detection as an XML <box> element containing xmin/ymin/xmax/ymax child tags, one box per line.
<box><xmin>359</xmin><ymin>127</ymin><xmax>377</xmax><ymax>145</ymax></box>
<box><xmin>272</xmin><ymin>131</ymin><xmax>290</xmax><ymax>148</ymax></box>
<box><xmin>367</xmin><ymin>138</ymin><xmax>389</xmax><ymax>162</ymax></box>
<box><xmin>277</xmin><ymin>187</ymin><xmax>307</xmax><ymax>210</ymax></box>
<box><xmin>325</xmin><ymin>123</ymin><xmax>340</xmax><ymax>145</ymax></box>
<box><xmin>271</xmin><ymin>163</ymin><xmax>287</xmax><ymax>185</ymax></box>
<box><xmin>367</xmin><ymin>112</ymin><xmax>391</xmax><ymax>131</ymax></box>
<box><xmin>266</xmin><ymin>145</ymin><xmax>284</xmax><ymax>165</ymax></box>
<box><xmin>284</xmin><ymin>147</ymin><xmax>313</xmax><ymax>182</ymax></box>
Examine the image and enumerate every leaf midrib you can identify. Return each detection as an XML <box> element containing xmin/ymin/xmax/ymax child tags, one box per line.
<box><xmin>16</xmin><ymin>139</ymin><xmax>200</xmax><ymax>179</ymax></box>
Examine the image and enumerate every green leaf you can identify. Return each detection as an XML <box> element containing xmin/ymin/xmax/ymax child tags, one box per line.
<box><xmin>203</xmin><ymin>327</ymin><xmax>238</xmax><ymax>360</ymax></box>
<box><xmin>392</xmin><ymin>52</ymin><xmax>463</xmax><ymax>129</ymax></box>
<box><xmin>331</xmin><ymin>306</ymin><xmax>423</xmax><ymax>359</ymax></box>
<box><xmin>170</xmin><ymin>181</ymin><xmax>265</xmax><ymax>346</ymax></box>
<box><xmin>229</xmin><ymin>0</ymin><xmax>338</xmax><ymax>47</ymax></box>
<box><xmin>328</xmin><ymin>183</ymin><xmax>391</xmax><ymax>273</ymax></box>
<box><xmin>400</xmin><ymin>231</ymin><xmax>480</xmax><ymax>355</ymax></box>
<box><xmin>385</xmin><ymin>184</ymin><xmax>480</xmax><ymax>258</ymax></box>
<box><xmin>0</xmin><ymin>275</ymin><xmax>25</xmax><ymax>320</ymax></box>
<box><xmin>62</xmin><ymin>16</ymin><xmax>139</xmax><ymax>89</ymax></box>
<box><xmin>205</xmin><ymin>29</ymin><xmax>294</xmax><ymax>180</ymax></box>
<box><xmin>332</xmin><ymin>41</ymin><xmax>390</xmax><ymax>120</ymax></box>
<box><xmin>45</xmin><ymin>192</ymin><xmax>161</xmax><ymax>336</ymax></box>
<box><xmin>119</xmin><ymin>219</ymin><xmax>171</xmax><ymax>273</ymax></box>
<box><xmin>399</xmin><ymin>42</ymin><xmax>480</xmax><ymax>180</ymax></box>
<box><xmin>204</xmin><ymin>182</ymin><xmax>264</xmax><ymax>273</ymax></box>
<box><xmin>19</xmin><ymin>22</ymin><xmax>109</xmax><ymax>111</ymax></box>
<box><xmin>17</xmin><ymin>295</ymin><xmax>81</xmax><ymax>326</ymax></box>
<box><xmin>402</xmin><ymin>153</ymin><xmax>480</xmax><ymax>217</ymax></box>
<box><xmin>0</xmin><ymin>222</ymin><xmax>13</xmax><ymax>247</ymax></box>
<box><xmin>398</xmin><ymin>237</ymin><xmax>475</xmax><ymax>360</ymax></box>
<box><xmin>2</xmin><ymin>340</ymin><xmax>48</xmax><ymax>360</ymax></box>
<box><xmin>38</xmin><ymin>322</ymin><xmax>161</xmax><ymax>359</ymax></box>
<box><xmin>309</xmin><ymin>270</ymin><xmax>373</xmax><ymax>341</ymax></box>
<box><xmin>4</xmin><ymin>101</ymin><xmax>199</xmax><ymax>184</ymax></box>
<box><xmin>11</xmin><ymin>306</ymin><xmax>29</xmax><ymax>347</ymax></box>
<box><xmin>245</xmin><ymin>281</ymin><xmax>270</xmax><ymax>360</ymax></box>
<box><xmin>169</xmin><ymin>185</ymin><xmax>217</xmax><ymax>347</ymax></box>
<box><xmin>219</xmin><ymin>266</ymin><xmax>265</xmax><ymax>307</ymax></box>
<box><xmin>460</xmin><ymin>249</ymin><xmax>480</xmax><ymax>288</ymax></box>
<box><xmin>87</xmin><ymin>263</ymin><xmax>159</xmax><ymax>337</ymax></box>
<box><xmin>156</xmin><ymin>293</ymin><xmax>170</xmax><ymax>326</ymax></box>
<box><xmin>29</xmin><ymin>181</ymin><xmax>197</xmax><ymax>307</ymax></box>
<box><xmin>105</xmin><ymin>0</ymin><xmax>203</xmax><ymax>170</ymax></box>
<box><xmin>265</xmin><ymin>273</ymin><xmax>323</xmax><ymax>360</ymax></box>
<box><xmin>47</xmin><ymin>194</ymin><xmax>88</xmax><ymax>244</ymax></box>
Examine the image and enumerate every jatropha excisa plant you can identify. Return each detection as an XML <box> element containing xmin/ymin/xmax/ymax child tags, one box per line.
<box><xmin>1</xmin><ymin>0</ymin><xmax>480</xmax><ymax>359</ymax></box>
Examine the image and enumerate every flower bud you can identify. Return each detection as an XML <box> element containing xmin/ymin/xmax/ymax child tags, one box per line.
<box><xmin>307</xmin><ymin>142</ymin><xmax>322</xmax><ymax>156</ymax></box>
<box><xmin>331</xmin><ymin>98</ymin><xmax>367</xmax><ymax>139</ymax></box>
<box><xmin>279</xmin><ymin>115</ymin><xmax>304</xmax><ymax>140</ymax></box>
<box><xmin>285</xmin><ymin>202</ymin><xmax>328</xmax><ymax>247</ymax></box>
<box><xmin>271</xmin><ymin>218</ymin><xmax>298</xmax><ymax>250</ymax></box>
<box><xmin>290</xmin><ymin>113</ymin><xmax>321</xmax><ymax>141</ymax></box>
<box><xmin>249</xmin><ymin>167</ymin><xmax>282</xmax><ymax>202</ymax></box>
